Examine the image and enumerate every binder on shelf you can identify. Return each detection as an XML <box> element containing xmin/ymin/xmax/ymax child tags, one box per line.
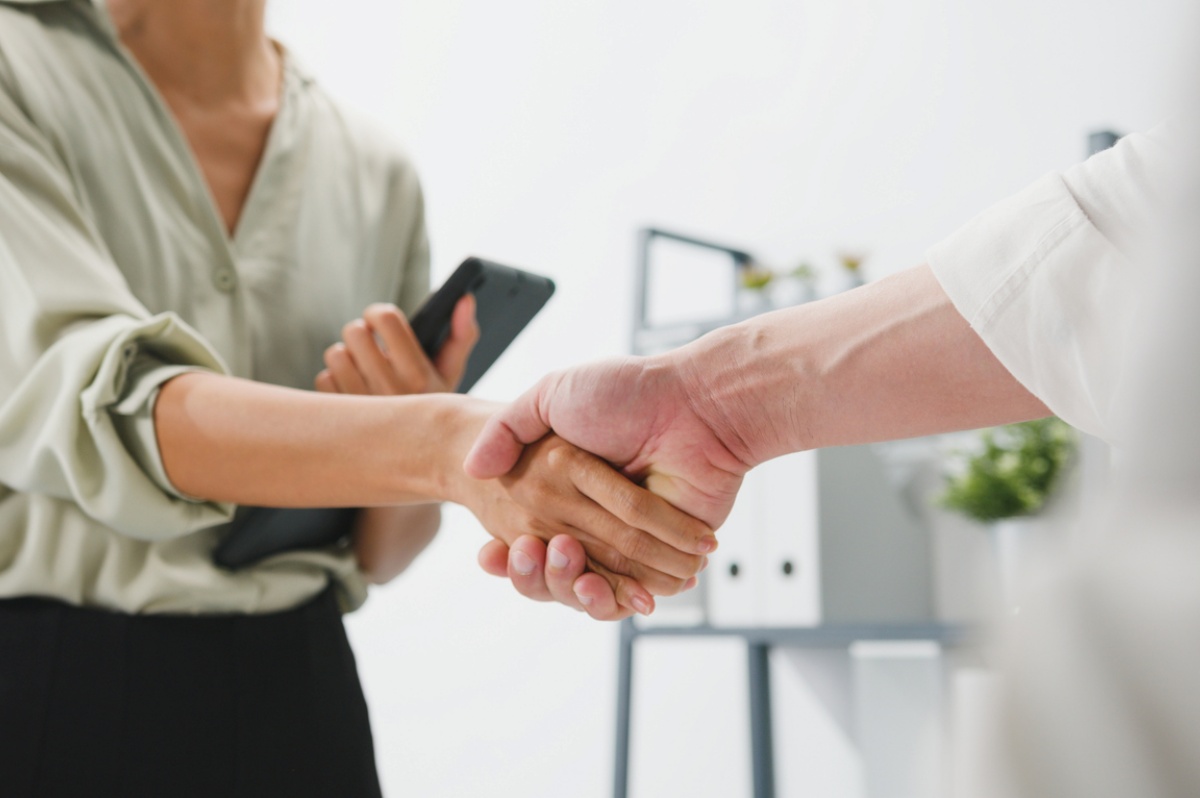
<box><xmin>760</xmin><ymin>451</ymin><xmax>821</xmax><ymax>627</ymax></box>
<box><xmin>706</xmin><ymin>443</ymin><xmax>934</xmax><ymax>629</ymax></box>
<box><xmin>705</xmin><ymin>472</ymin><xmax>763</xmax><ymax>627</ymax></box>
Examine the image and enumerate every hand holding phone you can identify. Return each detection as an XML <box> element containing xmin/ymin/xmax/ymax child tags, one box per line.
<box><xmin>410</xmin><ymin>257</ymin><xmax>556</xmax><ymax>393</ymax></box>
<box><xmin>315</xmin><ymin>296</ymin><xmax>479</xmax><ymax>395</ymax></box>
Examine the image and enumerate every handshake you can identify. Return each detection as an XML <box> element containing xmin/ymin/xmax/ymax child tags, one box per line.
<box><xmin>304</xmin><ymin>264</ymin><xmax>1027</xmax><ymax>619</ymax></box>
<box><xmin>317</xmin><ymin>298</ymin><xmax>754</xmax><ymax>621</ymax></box>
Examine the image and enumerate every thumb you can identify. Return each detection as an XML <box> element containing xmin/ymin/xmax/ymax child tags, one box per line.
<box><xmin>435</xmin><ymin>294</ymin><xmax>479</xmax><ymax>389</ymax></box>
<box><xmin>463</xmin><ymin>377</ymin><xmax>557</xmax><ymax>478</ymax></box>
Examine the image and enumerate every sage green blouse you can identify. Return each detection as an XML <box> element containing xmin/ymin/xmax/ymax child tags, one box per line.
<box><xmin>0</xmin><ymin>0</ymin><xmax>429</xmax><ymax>613</ymax></box>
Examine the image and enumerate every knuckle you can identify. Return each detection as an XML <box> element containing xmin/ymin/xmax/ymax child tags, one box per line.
<box><xmin>369</xmin><ymin>304</ymin><xmax>407</xmax><ymax>332</ymax></box>
<box><xmin>525</xmin><ymin>514</ymin><xmax>553</xmax><ymax>539</ymax></box>
<box><xmin>587</xmin><ymin>548</ymin><xmax>626</xmax><ymax>579</ymax></box>
<box><xmin>605</xmin><ymin>550</ymin><xmax>634</xmax><ymax>577</ymax></box>
<box><xmin>619</xmin><ymin>526</ymin><xmax>653</xmax><ymax>563</ymax></box>
<box><xmin>681</xmin><ymin>553</ymin><xmax>704</xmax><ymax>575</ymax></box>
<box><xmin>622</xmin><ymin>487</ymin><xmax>652</xmax><ymax>520</ymax></box>
<box><xmin>528</xmin><ymin>475</ymin><xmax>559</xmax><ymax>505</ymax></box>
<box><xmin>544</xmin><ymin>442</ymin><xmax>569</xmax><ymax>470</ymax></box>
<box><xmin>654</xmin><ymin>575</ymin><xmax>688</xmax><ymax>597</ymax></box>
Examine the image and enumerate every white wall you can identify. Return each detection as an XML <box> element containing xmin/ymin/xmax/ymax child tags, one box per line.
<box><xmin>269</xmin><ymin>3</ymin><xmax>1194</xmax><ymax>796</ymax></box>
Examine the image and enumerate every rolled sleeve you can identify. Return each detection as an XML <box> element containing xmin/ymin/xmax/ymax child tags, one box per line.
<box><xmin>925</xmin><ymin>124</ymin><xmax>1187</xmax><ymax>443</ymax></box>
<box><xmin>98</xmin><ymin>316</ymin><xmax>232</xmax><ymax>504</ymax></box>
<box><xmin>1</xmin><ymin>310</ymin><xmax>236</xmax><ymax>540</ymax></box>
<box><xmin>0</xmin><ymin>85</ymin><xmax>234</xmax><ymax>540</ymax></box>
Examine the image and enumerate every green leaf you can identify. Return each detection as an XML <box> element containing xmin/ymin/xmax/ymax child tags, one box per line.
<box><xmin>938</xmin><ymin>418</ymin><xmax>1076</xmax><ymax>523</ymax></box>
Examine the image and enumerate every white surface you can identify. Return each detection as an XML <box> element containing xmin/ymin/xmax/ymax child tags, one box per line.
<box><xmin>267</xmin><ymin>2</ymin><xmax>1194</xmax><ymax>796</ymax></box>
<box><xmin>629</xmin><ymin>638</ymin><xmax>752</xmax><ymax>798</ymax></box>
<box><xmin>950</xmin><ymin>669</ymin><xmax>1014</xmax><ymax>798</ymax></box>
<box><xmin>852</xmin><ymin>641</ymin><xmax>945</xmax><ymax>798</ymax></box>
<box><xmin>773</xmin><ymin>649</ymin><xmax>863</xmax><ymax>798</ymax></box>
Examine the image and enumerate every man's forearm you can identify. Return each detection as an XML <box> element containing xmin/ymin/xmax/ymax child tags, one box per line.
<box><xmin>674</xmin><ymin>264</ymin><xmax>1050</xmax><ymax>466</ymax></box>
<box><xmin>155</xmin><ymin>372</ymin><xmax>490</xmax><ymax>507</ymax></box>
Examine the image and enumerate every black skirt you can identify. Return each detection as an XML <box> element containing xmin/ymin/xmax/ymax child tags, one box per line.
<box><xmin>0</xmin><ymin>586</ymin><xmax>382</xmax><ymax>798</ymax></box>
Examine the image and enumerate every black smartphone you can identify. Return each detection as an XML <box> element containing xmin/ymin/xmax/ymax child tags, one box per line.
<box><xmin>411</xmin><ymin>256</ymin><xmax>556</xmax><ymax>393</ymax></box>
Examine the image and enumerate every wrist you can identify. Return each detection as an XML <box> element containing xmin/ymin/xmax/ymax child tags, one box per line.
<box><xmin>668</xmin><ymin>313</ymin><xmax>813</xmax><ymax>467</ymax></box>
<box><xmin>406</xmin><ymin>394</ymin><xmax>497</xmax><ymax>506</ymax></box>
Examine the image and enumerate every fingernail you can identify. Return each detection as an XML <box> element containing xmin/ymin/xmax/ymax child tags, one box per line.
<box><xmin>547</xmin><ymin>546</ymin><xmax>569</xmax><ymax>571</ymax></box>
<box><xmin>573</xmin><ymin>586</ymin><xmax>594</xmax><ymax>607</ymax></box>
<box><xmin>631</xmin><ymin>595</ymin><xmax>653</xmax><ymax>616</ymax></box>
<box><xmin>697</xmin><ymin>536</ymin><xmax>719</xmax><ymax>554</ymax></box>
<box><xmin>511</xmin><ymin>550</ymin><xmax>536</xmax><ymax>576</ymax></box>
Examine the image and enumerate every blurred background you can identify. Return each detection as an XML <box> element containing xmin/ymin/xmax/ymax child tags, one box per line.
<box><xmin>268</xmin><ymin>2</ymin><xmax>1195</xmax><ymax>796</ymax></box>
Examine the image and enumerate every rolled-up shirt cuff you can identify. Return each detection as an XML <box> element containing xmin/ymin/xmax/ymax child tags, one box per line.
<box><xmin>925</xmin><ymin>173</ymin><xmax>1088</xmax><ymax>330</ymax></box>
<box><xmin>925</xmin><ymin>172</ymin><xmax>1133</xmax><ymax>440</ymax></box>
<box><xmin>110</xmin><ymin>359</ymin><xmax>216</xmax><ymax>503</ymax></box>
<box><xmin>79</xmin><ymin>312</ymin><xmax>237</xmax><ymax>530</ymax></box>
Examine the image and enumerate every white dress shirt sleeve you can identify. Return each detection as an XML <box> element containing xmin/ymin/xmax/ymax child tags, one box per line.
<box><xmin>926</xmin><ymin>122</ymin><xmax>1182</xmax><ymax>443</ymax></box>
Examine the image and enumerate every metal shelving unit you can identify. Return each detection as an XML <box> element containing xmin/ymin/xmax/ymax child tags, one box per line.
<box><xmin>612</xmin><ymin>620</ymin><xmax>972</xmax><ymax>798</ymax></box>
<box><xmin>615</xmin><ymin>228</ymin><xmax>968</xmax><ymax>798</ymax></box>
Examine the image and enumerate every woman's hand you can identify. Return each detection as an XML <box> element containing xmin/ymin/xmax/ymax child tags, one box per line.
<box><xmin>316</xmin><ymin>296</ymin><xmax>479</xmax><ymax>395</ymax></box>
<box><xmin>316</xmin><ymin>297</ymin><xmax>478</xmax><ymax>583</ymax></box>
<box><xmin>459</xmin><ymin>434</ymin><xmax>712</xmax><ymax>615</ymax></box>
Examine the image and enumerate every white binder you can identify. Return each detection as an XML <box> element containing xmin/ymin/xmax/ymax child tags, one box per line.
<box><xmin>760</xmin><ymin>451</ymin><xmax>821</xmax><ymax>627</ymax></box>
<box><xmin>706</xmin><ymin>444</ymin><xmax>933</xmax><ymax>628</ymax></box>
<box><xmin>706</xmin><ymin>467</ymin><xmax>765</xmax><ymax>627</ymax></box>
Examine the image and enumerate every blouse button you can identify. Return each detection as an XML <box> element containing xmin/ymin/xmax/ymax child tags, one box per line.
<box><xmin>213</xmin><ymin>268</ymin><xmax>238</xmax><ymax>293</ymax></box>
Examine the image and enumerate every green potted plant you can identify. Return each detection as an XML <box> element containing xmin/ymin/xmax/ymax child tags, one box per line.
<box><xmin>939</xmin><ymin>418</ymin><xmax>1076</xmax><ymax>607</ymax></box>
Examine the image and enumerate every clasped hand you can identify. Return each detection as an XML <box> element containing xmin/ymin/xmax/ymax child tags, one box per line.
<box><xmin>317</xmin><ymin>299</ymin><xmax>714</xmax><ymax>616</ymax></box>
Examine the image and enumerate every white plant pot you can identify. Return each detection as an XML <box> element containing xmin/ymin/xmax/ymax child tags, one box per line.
<box><xmin>991</xmin><ymin>517</ymin><xmax>1036</xmax><ymax>612</ymax></box>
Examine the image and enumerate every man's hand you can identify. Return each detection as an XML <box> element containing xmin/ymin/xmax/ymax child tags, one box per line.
<box><xmin>462</xmin><ymin>354</ymin><xmax>745</xmax><ymax>619</ymax></box>
<box><xmin>464</xmin><ymin>355</ymin><xmax>748</xmax><ymax>530</ymax></box>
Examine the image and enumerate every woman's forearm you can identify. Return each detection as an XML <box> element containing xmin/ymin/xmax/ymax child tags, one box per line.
<box><xmin>677</xmin><ymin>264</ymin><xmax>1050</xmax><ymax>465</ymax></box>
<box><xmin>155</xmin><ymin>372</ymin><xmax>489</xmax><ymax>507</ymax></box>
